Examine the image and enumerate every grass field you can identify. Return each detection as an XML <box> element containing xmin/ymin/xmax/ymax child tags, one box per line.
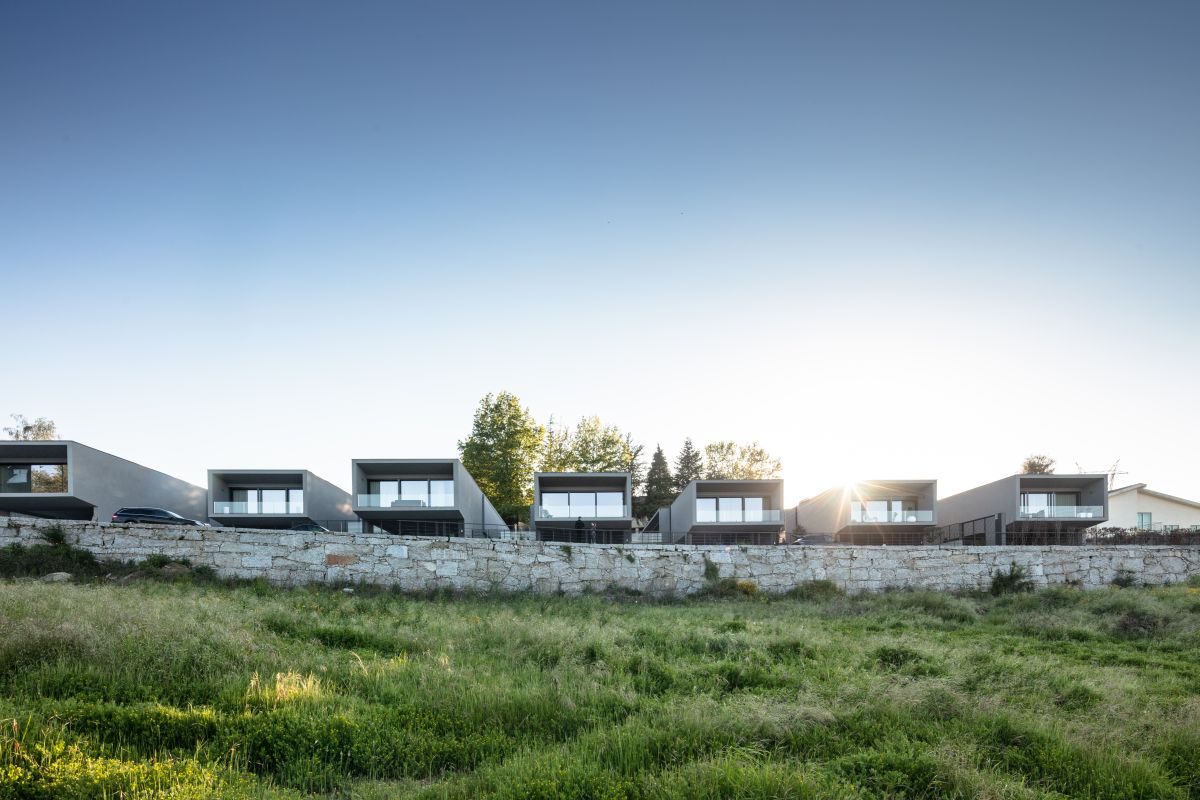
<box><xmin>1</xmin><ymin>547</ymin><xmax>1199</xmax><ymax>799</ymax></box>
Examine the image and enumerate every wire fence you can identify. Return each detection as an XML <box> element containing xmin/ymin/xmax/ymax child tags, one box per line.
<box><xmin>232</xmin><ymin>518</ymin><xmax>1200</xmax><ymax>548</ymax></box>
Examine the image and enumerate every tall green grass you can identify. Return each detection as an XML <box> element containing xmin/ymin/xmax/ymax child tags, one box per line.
<box><xmin>1</xmin><ymin>570</ymin><xmax>1199</xmax><ymax>798</ymax></box>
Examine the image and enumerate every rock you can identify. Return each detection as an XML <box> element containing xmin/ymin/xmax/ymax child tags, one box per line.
<box><xmin>158</xmin><ymin>563</ymin><xmax>191</xmax><ymax>579</ymax></box>
<box><xmin>40</xmin><ymin>572</ymin><xmax>72</xmax><ymax>583</ymax></box>
<box><xmin>115</xmin><ymin>571</ymin><xmax>146</xmax><ymax>585</ymax></box>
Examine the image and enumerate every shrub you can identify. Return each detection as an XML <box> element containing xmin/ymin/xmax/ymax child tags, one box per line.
<box><xmin>1112</xmin><ymin>570</ymin><xmax>1138</xmax><ymax>588</ymax></box>
<box><xmin>990</xmin><ymin>563</ymin><xmax>1034</xmax><ymax>595</ymax></box>
<box><xmin>786</xmin><ymin>580</ymin><xmax>845</xmax><ymax>601</ymax></box>
<box><xmin>702</xmin><ymin>556</ymin><xmax>720</xmax><ymax>582</ymax></box>
<box><xmin>1112</xmin><ymin>610</ymin><xmax>1166</xmax><ymax>639</ymax></box>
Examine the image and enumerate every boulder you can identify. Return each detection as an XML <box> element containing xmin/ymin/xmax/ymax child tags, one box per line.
<box><xmin>40</xmin><ymin>572</ymin><xmax>72</xmax><ymax>583</ymax></box>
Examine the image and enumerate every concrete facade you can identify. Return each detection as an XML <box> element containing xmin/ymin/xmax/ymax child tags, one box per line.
<box><xmin>3</xmin><ymin>517</ymin><xmax>1197</xmax><ymax>595</ymax></box>
<box><xmin>350</xmin><ymin>458</ymin><xmax>506</xmax><ymax>535</ymax></box>
<box><xmin>1101</xmin><ymin>484</ymin><xmax>1200</xmax><ymax>531</ymax></box>
<box><xmin>653</xmin><ymin>479</ymin><xmax>786</xmax><ymax>544</ymax></box>
<box><xmin>531</xmin><ymin>472</ymin><xmax>633</xmax><ymax>542</ymax></box>
<box><xmin>794</xmin><ymin>480</ymin><xmax>938</xmax><ymax>544</ymax></box>
<box><xmin>0</xmin><ymin>441</ymin><xmax>206</xmax><ymax>523</ymax></box>
<box><xmin>938</xmin><ymin>473</ymin><xmax>1109</xmax><ymax>544</ymax></box>
<box><xmin>207</xmin><ymin>469</ymin><xmax>354</xmax><ymax>529</ymax></box>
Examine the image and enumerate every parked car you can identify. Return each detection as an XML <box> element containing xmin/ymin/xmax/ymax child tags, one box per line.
<box><xmin>291</xmin><ymin>522</ymin><xmax>330</xmax><ymax>533</ymax></box>
<box><xmin>111</xmin><ymin>507</ymin><xmax>208</xmax><ymax>527</ymax></box>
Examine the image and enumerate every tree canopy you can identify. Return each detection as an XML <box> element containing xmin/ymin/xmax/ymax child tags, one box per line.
<box><xmin>1020</xmin><ymin>454</ymin><xmax>1056</xmax><ymax>474</ymax></box>
<box><xmin>4</xmin><ymin>415</ymin><xmax>57</xmax><ymax>441</ymax></box>
<box><xmin>457</xmin><ymin>393</ymin><xmax>544</xmax><ymax>524</ymax></box>
<box><xmin>643</xmin><ymin>445</ymin><xmax>675</xmax><ymax>516</ymax></box>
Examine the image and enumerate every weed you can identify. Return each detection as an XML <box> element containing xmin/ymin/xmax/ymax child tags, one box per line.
<box><xmin>989</xmin><ymin>562</ymin><xmax>1034</xmax><ymax>595</ymax></box>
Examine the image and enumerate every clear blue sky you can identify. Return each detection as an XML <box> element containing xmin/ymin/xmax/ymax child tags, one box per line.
<box><xmin>3</xmin><ymin>0</ymin><xmax>1198</xmax><ymax>503</ymax></box>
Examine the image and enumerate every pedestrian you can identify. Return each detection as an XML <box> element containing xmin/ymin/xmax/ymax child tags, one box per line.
<box><xmin>589</xmin><ymin>521</ymin><xmax>598</xmax><ymax>544</ymax></box>
<box><xmin>575</xmin><ymin>516</ymin><xmax>584</xmax><ymax>543</ymax></box>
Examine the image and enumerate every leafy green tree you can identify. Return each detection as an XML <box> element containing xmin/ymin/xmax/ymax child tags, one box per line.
<box><xmin>1020</xmin><ymin>454</ymin><xmax>1056</xmax><ymax>474</ymax></box>
<box><xmin>624</xmin><ymin>433</ymin><xmax>645</xmax><ymax>496</ymax></box>
<box><xmin>564</xmin><ymin>416</ymin><xmax>631</xmax><ymax>472</ymax></box>
<box><xmin>643</xmin><ymin>445</ymin><xmax>675</xmax><ymax>514</ymax></box>
<box><xmin>540</xmin><ymin>417</ymin><xmax>573</xmax><ymax>473</ymax></box>
<box><xmin>702</xmin><ymin>441</ymin><xmax>739</xmax><ymax>479</ymax></box>
<box><xmin>673</xmin><ymin>437</ymin><xmax>703</xmax><ymax>492</ymax></box>
<box><xmin>457</xmin><ymin>392</ymin><xmax>545</xmax><ymax>524</ymax></box>
<box><xmin>703</xmin><ymin>440</ymin><xmax>782</xmax><ymax>480</ymax></box>
<box><xmin>4</xmin><ymin>415</ymin><xmax>57</xmax><ymax>440</ymax></box>
<box><xmin>733</xmin><ymin>441</ymin><xmax>783</xmax><ymax>479</ymax></box>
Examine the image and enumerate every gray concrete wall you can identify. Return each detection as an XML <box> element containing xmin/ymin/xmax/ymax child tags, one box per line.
<box><xmin>937</xmin><ymin>475</ymin><xmax>1018</xmax><ymax>532</ymax></box>
<box><xmin>68</xmin><ymin>442</ymin><xmax>207</xmax><ymax>522</ymax></box>
<box><xmin>452</xmin><ymin>461</ymin><xmax>507</xmax><ymax>530</ymax></box>
<box><xmin>304</xmin><ymin>471</ymin><xmax>355</xmax><ymax>522</ymax></box>
<box><xmin>3</xmin><ymin>517</ymin><xmax>1197</xmax><ymax>595</ymax></box>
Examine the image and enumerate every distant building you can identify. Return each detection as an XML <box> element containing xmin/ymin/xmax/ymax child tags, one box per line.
<box><xmin>937</xmin><ymin>473</ymin><xmax>1109</xmax><ymax>545</ymax></box>
<box><xmin>1101</xmin><ymin>484</ymin><xmax>1200</xmax><ymax>532</ymax></box>
<box><xmin>794</xmin><ymin>480</ymin><xmax>937</xmax><ymax>544</ymax></box>
<box><xmin>0</xmin><ymin>440</ymin><xmax>205</xmax><ymax>523</ymax></box>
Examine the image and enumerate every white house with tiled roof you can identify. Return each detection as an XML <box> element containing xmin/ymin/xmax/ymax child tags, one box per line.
<box><xmin>1101</xmin><ymin>484</ymin><xmax>1200</xmax><ymax>532</ymax></box>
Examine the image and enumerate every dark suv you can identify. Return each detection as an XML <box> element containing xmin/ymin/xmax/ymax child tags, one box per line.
<box><xmin>111</xmin><ymin>507</ymin><xmax>208</xmax><ymax>527</ymax></box>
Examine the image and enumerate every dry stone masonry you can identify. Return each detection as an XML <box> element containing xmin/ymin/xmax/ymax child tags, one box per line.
<box><xmin>2</xmin><ymin>518</ymin><xmax>1198</xmax><ymax>595</ymax></box>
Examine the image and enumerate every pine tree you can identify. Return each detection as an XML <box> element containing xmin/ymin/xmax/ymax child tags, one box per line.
<box><xmin>644</xmin><ymin>445</ymin><xmax>675</xmax><ymax>514</ymax></box>
<box><xmin>673</xmin><ymin>437</ymin><xmax>703</xmax><ymax>492</ymax></box>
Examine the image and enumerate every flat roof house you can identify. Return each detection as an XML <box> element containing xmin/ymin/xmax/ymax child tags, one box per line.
<box><xmin>794</xmin><ymin>480</ymin><xmax>937</xmax><ymax>544</ymax></box>
<box><xmin>649</xmin><ymin>479</ymin><xmax>785</xmax><ymax>545</ymax></box>
<box><xmin>1101</xmin><ymin>484</ymin><xmax>1200</xmax><ymax>533</ymax></box>
<box><xmin>350</xmin><ymin>459</ymin><xmax>506</xmax><ymax>536</ymax></box>
<box><xmin>938</xmin><ymin>473</ymin><xmax>1109</xmax><ymax>545</ymax></box>
<box><xmin>0</xmin><ymin>440</ymin><xmax>206</xmax><ymax>523</ymax></box>
<box><xmin>208</xmin><ymin>469</ymin><xmax>354</xmax><ymax>530</ymax></box>
<box><xmin>530</xmin><ymin>472</ymin><xmax>633</xmax><ymax>543</ymax></box>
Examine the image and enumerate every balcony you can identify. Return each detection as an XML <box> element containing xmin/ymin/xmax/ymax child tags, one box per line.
<box><xmin>696</xmin><ymin>508</ymin><xmax>783</xmax><ymax>524</ymax></box>
<box><xmin>849</xmin><ymin>507</ymin><xmax>935</xmax><ymax>524</ymax></box>
<box><xmin>356</xmin><ymin>493</ymin><xmax>455</xmax><ymax>509</ymax></box>
<box><xmin>536</xmin><ymin>503</ymin><xmax>631</xmax><ymax>520</ymax></box>
<box><xmin>1019</xmin><ymin>505</ymin><xmax>1104</xmax><ymax>520</ymax></box>
<box><xmin>213</xmin><ymin>500</ymin><xmax>304</xmax><ymax>515</ymax></box>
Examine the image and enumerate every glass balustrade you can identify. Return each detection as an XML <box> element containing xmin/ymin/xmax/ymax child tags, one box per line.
<box><xmin>1019</xmin><ymin>505</ymin><xmax>1104</xmax><ymax>519</ymax></box>
<box><xmin>849</xmin><ymin>506</ymin><xmax>935</xmax><ymax>523</ymax></box>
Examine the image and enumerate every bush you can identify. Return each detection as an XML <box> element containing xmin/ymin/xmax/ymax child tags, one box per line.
<box><xmin>1112</xmin><ymin>570</ymin><xmax>1138</xmax><ymax>588</ymax></box>
<box><xmin>1112</xmin><ymin>610</ymin><xmax>1166</xmax><ymax>639</ymax></box>
<box><xmin>786</xmin><ymin>580</ymin><xmax>845</xmax><ymax>601</ymax></box>
<box><xmin>990</xmin><ymin>563</ymin><xmax>1034</xmax><ymax>595</ymax></box>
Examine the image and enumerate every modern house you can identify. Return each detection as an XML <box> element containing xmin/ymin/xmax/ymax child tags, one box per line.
<box><xmin>350</xmin><ymin>458</ymin><xmax>506</xmax><ymax>536</ymax></box>
<box><xmin>648</xmin><ymin>479</ymin><xmax>785</xmax><ymax>545</ymax></box>
<box><xmin>794</xmin><ymin>480</ymin><xmax>937</xmax><ymax>544</ymax></box>
<box><xmin>207</xmin><ymin>469</ymin><xmax>354</xmax><ymax>530</ymax></box>
<box><xmin>0</xmin><ymin>440</ymin><xmax>206</xmax><ymax>523</ymax></box>
<box><xmin>1100</xmin><ymin>484</ymin><xmax>1200</xmax><ymax>532</ymax></box>
<box><xmin>530</xmin><ymin>472</ymin><xmax>633</xmax><ymax>543</ymax></box>
<box><xmin>937</xmin><ymin>473</ymin><xmax>1109</xmax><ymax>544</ymax></box>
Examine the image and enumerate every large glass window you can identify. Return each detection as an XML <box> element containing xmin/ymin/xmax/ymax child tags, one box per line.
<box><xmin>596</xmin><ymin>492</ymin><xmax>624</xmax><ymax>517</ymax></box>
<box><xmin>1</xmin><ymin>466</ymin><xmax>31</xmax><ymax>493</ymax></box>
<box><xmin>430</xmin><ymin>480</ymin><xmax>454</xmax><ymax>507</ymax></box>
<box><xmin>1137</xmin><ymin>512</ymin><xmax>1152</xmax><ymax>531</ymax></box>
<box><xmin>569</xmin><ymin>492</ymin><xmax>596</xmax><ymax>518</ymax></box>
<box><xmin>369</xmin><ymin>480</ymin><xmax>400</xmax><ymax>507</ymax></box>
<box><xmin>542</xmin><ymin>492</ymin><xmax>571</xmax><ymax>518</ymax></box>
<box><xmin>744</xmin><ymin>497</ymin><xmax>764</xmax><ymax>522</ymax></box>
<box><xmin>1</xmin><ymin>464</ymin><xmax>66</xmax><ymax>493</ymax></box>
<box><xmin>1021</xmin><ymin>492</ymin><xmax>1051</xmax><ymax>517</ymax></box>
<box><xmin>718</xmin><ymin>497</ymin><xmax>742</xmax><ymax>522</ymax></box>
<box><xmin>260</xmin><ymin>489</ymin><xmax>288</xmax><ymax>514</ymax></box>
<box><xmin>400</xmin><ymin>480</ymin><xmax>429</xmax><ymax>506</ymax></box>
<box><xmin>696</xmin><ymin>497</ymin><xmax>718</xmax><ymax>522</ymax></box>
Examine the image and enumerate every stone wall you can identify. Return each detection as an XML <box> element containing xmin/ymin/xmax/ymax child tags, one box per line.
<box><xmin>3</xmin><ymin>518</ymin><xmax>1198</xmax><ymax>595</ymax></box>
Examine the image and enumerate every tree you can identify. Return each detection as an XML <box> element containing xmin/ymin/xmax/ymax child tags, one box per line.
<box><xmin>540</xmin><ymin>417</ymin><xmax>573</xmax><ymax>473</ymax></box>
<box><xmin>703</xmin><ymin>440</ymin><xmax>783</xmax><ymax>480</ymax></box>
<box><xmin>643</xmin><ymin>445</ymin><xmax>675</xmax><ymax>514</ymax></box>
<box><xmin>673</xmin><ymin>437</ymin><xmax>703</xmax><ymax>491</ymax></box>
<box><xmin>624</xmin><ymin>433</ymin><xmax>645</xmax><ymax>497</ymax></box>
<box><xmin>1020</xmin><ymin>454</ymin><xmax>1056</xmax><ymax>475</ymax></box>
<box><xmin>4</xmin><ymin>415</ymin><xmax>57</xmax><ymax>441</ymax></box>
<box><xmin>702</xmin><ymin>441</ymin><xmax>740</xmax><ymax>479</ymax></box>
<box><xmin>457</xmin><ymin>392</ymin><xmax>545</xmax><ymax>524</ymax></box>
<box><xmin>563</xmin><ymin>416</ymin><xmax>633</xmax><ymax>473</ymax></box>
<box><xmin>733</xmin><ymin>441</ymin><xmax>783</xmax><ymax>479</ymax></box>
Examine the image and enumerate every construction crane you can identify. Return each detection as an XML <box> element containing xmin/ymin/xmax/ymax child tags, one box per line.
<box><xmin>1074</xmin><ymin>459</ymin><xmax>1127</xmax><ymax>489</ymax></box>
